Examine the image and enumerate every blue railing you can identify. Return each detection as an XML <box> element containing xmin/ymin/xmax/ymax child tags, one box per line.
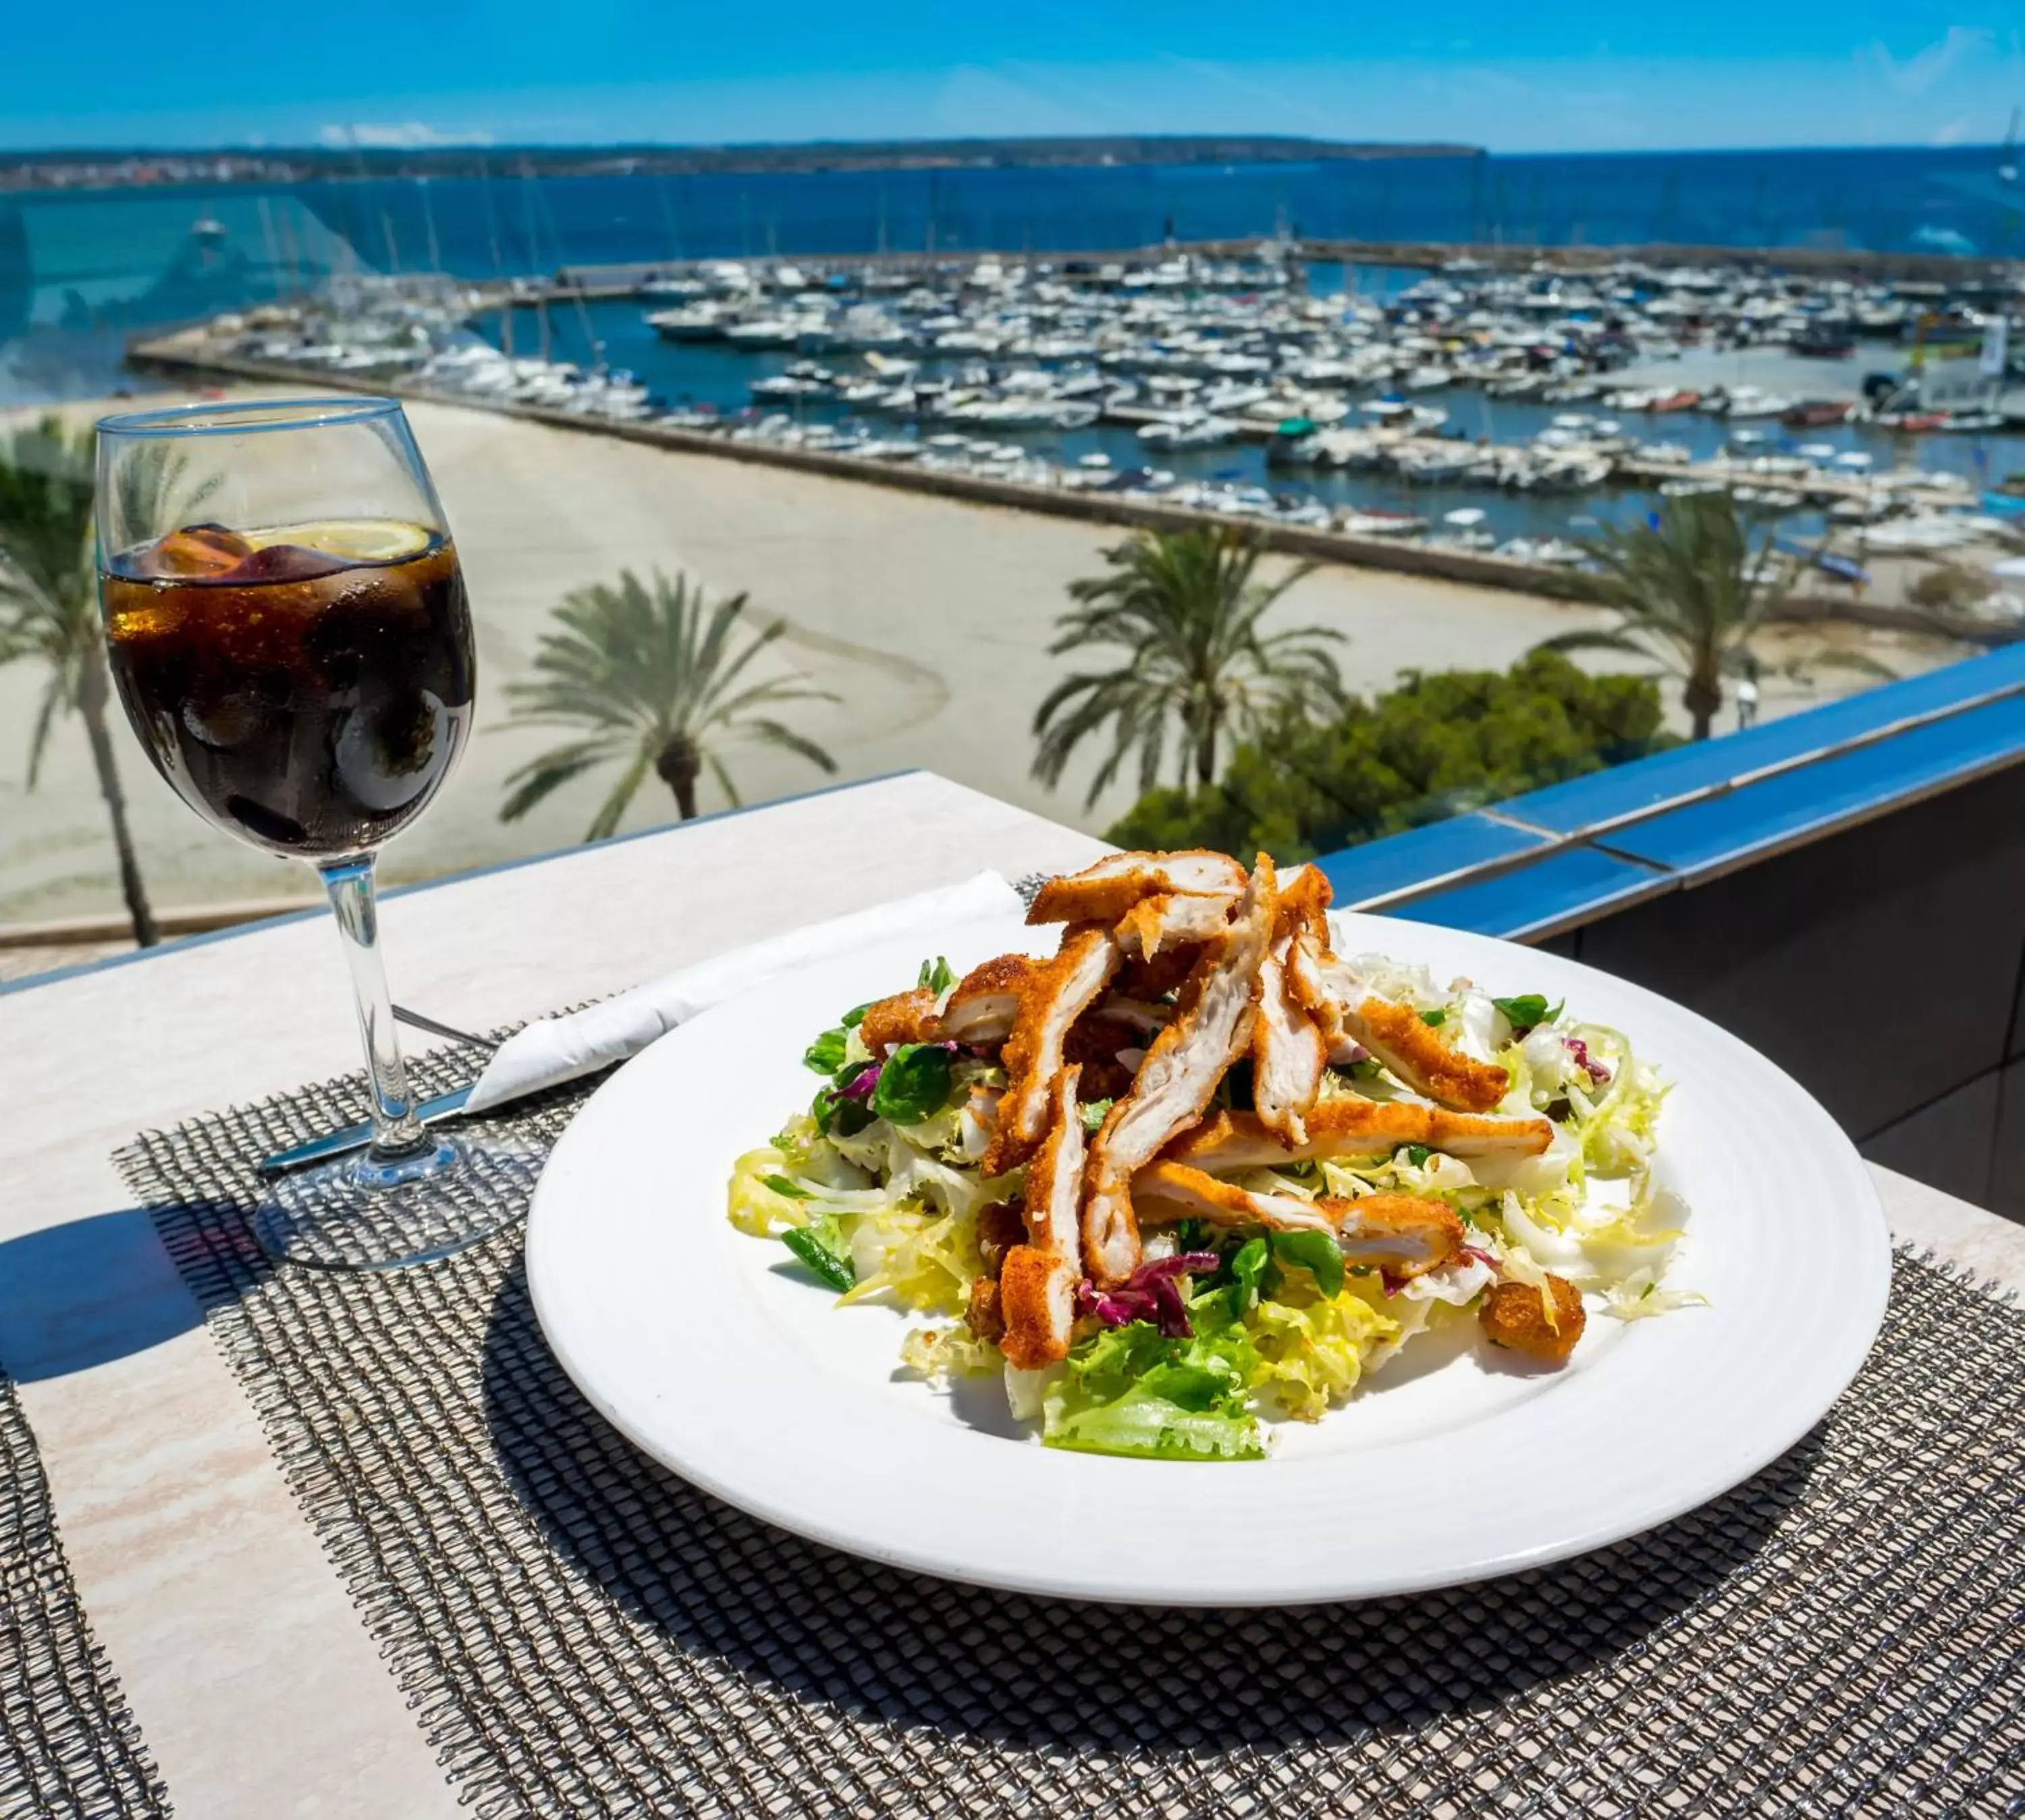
<box><xmin>1319</xmin><ymin>643</ymin><xmax>2025</xmax><ymax>942</ymax></box>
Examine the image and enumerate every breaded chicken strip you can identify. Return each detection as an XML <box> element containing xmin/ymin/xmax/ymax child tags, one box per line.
<box><xmin>1028</xmin><ymin>850</ymin><xmax>1245</xmax><ymax>928</ymax></box>
<box><xmin>1251</xmin><ymin>873</ymin><xmax>1331</xmax><ymax>1144</ymax></box>
<box><xmin>859</xmin><ymin>955</ymin><xmax>1039</xmax><ymax>1055</ymax></box>
<box><xmin>985</xmin><ymin>927</ymin><xmax>1118</xmax><ymax>1173</ymax></box>
<box><xmin>1278</xmin><ymin>862</ymin><xmax>1332</xmax><ymax>926</ymax></box>
<box><xmin>1275</xmin><ymin>865</ymin><xmax>1511</xmax><ymax>1115</ymax></box>
<box><xmin>1116</xmin><ymin>892</ymin><xmax>1235</xmax><ymax>961</ymax></box>
<box><xmin>999</xmin><ymin>1065</ymin><xmax>1086</xmax><ymax>1369</ymax></box>
<box><xmin>1298</xmin><ymin>951</ymin><xmax>1510</xmax><ymax>1113</ymax></box>
<box><xmin>939</xmin><ymin>953</ymin><xmax>1035</xmax><ymax>1047</ymax></box>
<box><xmin>1331</xmin><ymin>986</ymin><xmax>1511</xmax><ymax>1113</ymax></box>
<box><xmin>1080</xmin><ymin>857</ymin><xmax>1278</xmax><ymax>1284</ymax></box>
<box><xmin>1279</xmin><ymin>864</ymin><xmax>1337</xmax><ymax>1025</ymax></box>
<box><xmin>1135</xmin><ymin>1162</ymin><xmax>1464</xmax><ymax>1278</ymax></box>
<box><xmin>856</xmin><ymin>986</ymin><xmax>939</xmax><ymax>1055</ymax></box>
<box><xmin>1166</xmin><ymin>1104</ymin><xmax>1555</xmax><ymax>1171</ymax></box>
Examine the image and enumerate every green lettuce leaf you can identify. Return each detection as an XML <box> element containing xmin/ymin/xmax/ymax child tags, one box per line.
<box><xmin>780</xmin><ymin>1221</ymin><xmax>855</xmax><ymax>1291</ymax></box>
<box><xmin>1270</xmin><ymin>1229</ymin><xmax>1345</xmax><ymax>1297</ymax></box>
<box><xmin>870</xmin><ymin>1043</ymin><xmax>954</xmax><ymax>1125</ymax></box>
<box><xmin>803</xmin><ymin>1027</ymin><xmax>850</xmax><ymax>1073</ymax></box>
<box><xmin>1042</xmin><ymin>1311</ymin><xmax>1264</xmax><ymax>1462</ymax></box>
<box><xmin>1493</xmin><ymin>994</ymin><xmax>1563</xmax><ymax>1032</ymax></box>
<box><xmin>1044</xmin><ymin>1386</ymin><xmax>1263</xmax><ymax>1462</ymax></box>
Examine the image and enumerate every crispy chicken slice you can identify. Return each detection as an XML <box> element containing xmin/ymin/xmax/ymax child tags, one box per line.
<box><xmin>999</xmin><ymin>1065</ymin><xmax>1086</xmax><ymax>1370</ymax></box>
<box><xmin>1166</xmin><ymin>1103</ymin><xmax>1555</xmax><ymax>1171</ymax></box>
<box><xmin>1278</xmin><ymin>861</ymin><xmax>1332</xmax><ymax>926</ymax></box>
<box><xmin>984</xmin><ymin>927</ymin><xmax>1119</xmax><ymax>1173</ymax></box>
<box><xmin>939</xmin><ymin>953</ymin><xmax>1036</xmax><ymax>1047</ymax></box>
<box><xmin>1116</xmin><ymin>891</ymin><xmax>1235</xmax><ymax>961</ymax></box>
<box><xmin>1279</xmin><ymin>864</ymin><xmax>1337</xmax><ymax>1029</ymax></box>
<box><xmin>1251</xmin><ymin>871</ymin><xmax>1332</xmax><ymax>1144</ymax></box>
<box><xmin>1330</xmin><ymin>984</ymin><xmax>1511</xmax><ymax>1113</ymax></box>
<box><xmin>1298</xmin><ymin>951</ymin><xmax>1509</xmax><ymax>1113</ymax></box>
<box><xmin>858</xmin><ymin>955</ymin><xmax>1040</xmax><ymax>1056</ymax></box>
<box><xmin>1080</xmin><ymin>856</ymin><xmax>1278</xmax><ymax>1284</ymax></box>
<box><xmin>1251</xmin><ymin>932</ymin><xmax>1326</xmax><ymax>1144</ymax></box>
<box><xmin>1135</xmin><ymin>1163</ymin><xmax>1464</xmax><ymax>1278</ymax></box>
<box><xmin>856</xmin><ymin>986</ymin><xmax>939</xmax><ymax>1055</ymax></box>
<box><xmin>1424</xmin><ymin>1108</ymin><xmax>1556</xmax><ymax>1158</ymax></box>
<box><xmin>1028</xmin><ymin>850</ymin><xmax>1246</xmax><ymax>928</ymax></box>
<box><xmin>1276</xmin><ymin>865</ymin><xmax>1511</xmax><ymax>1115</ymax></box>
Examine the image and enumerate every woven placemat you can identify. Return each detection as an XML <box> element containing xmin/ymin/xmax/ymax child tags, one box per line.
<box><xmin>117</xmin><ymin>1049</ymin><xmax>2025</xmax><ymax>1820</ymax></box>
<box><xmin>0</xmin><ymin>1366</ymin><xmax>171</xmax><ymax>1820</ymax></box>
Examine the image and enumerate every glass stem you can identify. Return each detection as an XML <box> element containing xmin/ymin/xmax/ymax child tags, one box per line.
<box><xmin>320</xmin><ymin>857</ymin><xmax>429</xmax><ymax>1162</ymax></box>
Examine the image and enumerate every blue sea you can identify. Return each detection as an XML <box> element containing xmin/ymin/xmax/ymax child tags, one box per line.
<box><xmin>4</xmin><ymin>142</ymin><xmax>2024</xmax><ymax>404</ymax></box>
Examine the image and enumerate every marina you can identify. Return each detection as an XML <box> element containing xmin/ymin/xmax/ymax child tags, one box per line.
<box><xmin>131</xmin><ymin>242</ymin><xmax>2025</xmax><ymax>625</ymax></box>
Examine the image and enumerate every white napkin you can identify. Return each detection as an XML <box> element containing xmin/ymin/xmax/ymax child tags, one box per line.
<box><xmin>463</xmin><ymin>869</ymin><xmax>1025</xmax><ymax>1113</ymax></box>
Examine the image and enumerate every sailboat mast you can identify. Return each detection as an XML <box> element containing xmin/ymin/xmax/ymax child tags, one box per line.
<box><xmin>418</xmin><ymin>176</ymin><xmax>442</xmax><ymax>273</ymax></box>
<box><xmin>477</xmin><ymin>153</ymin><xmax>514</xmax><ymax>358</ymax></box>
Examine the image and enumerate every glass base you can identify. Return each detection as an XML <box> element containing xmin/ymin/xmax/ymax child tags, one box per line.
<box><xmin>251</xmin><ymin>1130</ymin><xmax>542</xmax><ymax>1271</ymax></box>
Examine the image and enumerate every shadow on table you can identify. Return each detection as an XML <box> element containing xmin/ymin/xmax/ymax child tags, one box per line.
<box><xmin>481</xmin><ymin>1258</ymin><xmax>1823</xmax><ymax>1753</ymax></box>
<box><xmin>0</xmin><ymin>1208</ymin><xmax>240</xmax><ymax>1381</ymax></box>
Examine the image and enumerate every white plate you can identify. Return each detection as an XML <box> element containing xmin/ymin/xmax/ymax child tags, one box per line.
<box><xmin>526</xmin><ymin>909</ymin><xmax>1889</xmax><ymax>1605</ymax></box>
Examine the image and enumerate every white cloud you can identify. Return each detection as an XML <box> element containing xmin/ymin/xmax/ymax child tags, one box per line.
<box><xmin>1866</xmin><ymin>26</ymin><xmax>1992</xmax><ymax>95</ymax></box>
<box><xmin>318</xmin><ymin>122</ymin><xmax>493</xmax><ymax>149</ymax></box>
<box><xmin>1931</xmin><ymin>117</ymin><xmax>1974</xmax><ymax>145</ymax></box>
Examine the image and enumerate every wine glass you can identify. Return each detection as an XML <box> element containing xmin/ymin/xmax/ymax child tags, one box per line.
<box><xmin>95</xmin><ymin>396</ymin><xmax>537</xmax><ymax>1269</ymax></box>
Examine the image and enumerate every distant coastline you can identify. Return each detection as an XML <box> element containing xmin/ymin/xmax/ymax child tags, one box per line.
<box><xmin>0</xmin><ymin>136</ymin><xmax>1483</xmax><ymax>192</ymax></box>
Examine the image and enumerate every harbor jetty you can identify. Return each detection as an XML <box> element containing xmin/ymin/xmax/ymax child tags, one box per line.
<box><xmin>549</xmin><ymin>234</ymin><xmax>2025</xmax><ymax>294</ymax></box>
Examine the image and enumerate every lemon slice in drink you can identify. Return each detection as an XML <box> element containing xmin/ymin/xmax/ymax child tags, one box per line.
<box><xmin>243</xmin><ymin>519</ymin><xmax>434</xmax><ymax>563</ymax></box>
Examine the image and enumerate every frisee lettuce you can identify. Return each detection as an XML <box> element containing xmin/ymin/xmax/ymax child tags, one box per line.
<box><xmin>1241</xmin><ymin>1278</ymin><xmax>1397</xmax><ymax>1420</ymax></box>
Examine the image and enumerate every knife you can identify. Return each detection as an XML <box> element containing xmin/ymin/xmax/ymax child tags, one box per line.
<box><xmin>256</xmin><ymin>1086</ymin><xmax>477</xmax><ymax>1177</ymax></box>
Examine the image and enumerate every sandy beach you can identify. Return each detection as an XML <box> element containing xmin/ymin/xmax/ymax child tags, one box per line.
<box><xmin>0</xmin><ymin>385</ymin><xmax>1970</xmax><ymax>927</ymax></box>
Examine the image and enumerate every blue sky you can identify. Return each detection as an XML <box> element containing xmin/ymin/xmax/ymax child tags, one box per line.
<box><xmin>3</xmin><ymin>5</ymin><xmax>2022</xmax><ymax>153</ymax></box>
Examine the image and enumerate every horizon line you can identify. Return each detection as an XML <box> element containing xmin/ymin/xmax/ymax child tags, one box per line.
<box><xmin>2</xmin><ymin>133</ymin><xmax>2018</xmax><ymax>161</ymax></box>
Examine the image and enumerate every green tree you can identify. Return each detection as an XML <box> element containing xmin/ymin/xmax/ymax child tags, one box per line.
<box><xmin>499</xmin><ymin>567</ymin><xmax>839</xmax><ymax>840</ymax></box>
<box><xmin>1536</xmin><ymin>491</ymin><xmax>1884</xmax><ymax>741</ymax></box>
<box><xmin>1033</xmin><ymin>525</ymin><xmax>1346</xmax><ymax>805</ymax></box>
<box><xmin>0</xmin><ymin>416</ymin><xmax>196</xmax><ymax>948</ymax></box>
<box><xmin>1106</xmin><ymin>651</ymin><xmax>1672</xmax><ymax>861</ymax></box>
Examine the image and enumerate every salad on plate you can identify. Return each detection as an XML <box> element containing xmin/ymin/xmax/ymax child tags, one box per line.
<box><xmin>728</xmin><ymin>849</ymin><xmax>1702</xmax><ymax>1461</ymax></box>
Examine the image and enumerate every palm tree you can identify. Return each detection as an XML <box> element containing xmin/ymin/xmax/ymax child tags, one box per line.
<box><xmin>499</xmin><ymin>568</ymin><xmax>840</xmax><ymax>840</ymax></box>
<box><xmin>0</xmin><ymin>417</ymin><xmax>202</xmax><ymax>948</ymax></box>
<box><xmin>1033</xmin><ymin>526</ymin><xmax>1347</xmax><ymax>806</ymax></box>
<box><xmin>1535</xmin><ymin>491</ymin><xmax>1887</xmax><ymax>741</ymax></box>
